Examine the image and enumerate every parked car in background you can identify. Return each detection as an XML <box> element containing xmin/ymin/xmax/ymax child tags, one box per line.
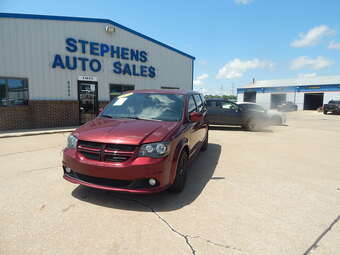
<box><xmin>63</xmin><ymin>90</ymin><xmax>209</xmax><ymax>194</ymax></box>
<box><xmin>323</xmin><ymin>100</ymin><xmax>340</xmax><ymax>114</ymax></box>
<box><xmin>267</xmin><ymin>109</ymin><xmax>286</xmax><ymax>125</ymax></box>
<box><xmin>277</xmin><ymin>101</ymin><xmax>298</xmax><ymax>112</ymax></box>
<box><xmin>206</xmin><ymin>99</ymin><xmax>270</xmax><ymax>131</ymax></box>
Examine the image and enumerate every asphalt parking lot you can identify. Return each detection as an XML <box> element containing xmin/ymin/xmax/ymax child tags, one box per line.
<box><xmin>1</xmin><ymin>111</ymin><xmax>339</xmax><ymax>255</ymax></box>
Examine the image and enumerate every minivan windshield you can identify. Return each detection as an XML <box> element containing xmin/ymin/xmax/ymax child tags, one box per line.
<box><xmin>100</xmin><ymin>93</ymin><xmax>184</xmax><ymax>122</ymax></box>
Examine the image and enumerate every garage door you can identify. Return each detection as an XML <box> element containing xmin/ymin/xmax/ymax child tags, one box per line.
<box><xmin>303</xmin><ymin>93</ymin><xmax>324</xmax><ymax>110</ymax></box>
<box><xmin>271</xmin><ymin>94</ymin><xmax>286</xmax><ymax>109</ymax></box>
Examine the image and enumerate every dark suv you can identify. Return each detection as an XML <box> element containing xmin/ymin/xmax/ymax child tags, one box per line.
<box><xmin>323</xmin><ymin>100</ymin><xmax>340</xmax><ymax>114</ymax></box>
<box><xmin>206</xmin><ymin>99</ymin><xmax>269</xmax><ymax>131</ymax></box>
<box><xmin>63</xmin><ymin>90</ymin><xmax>208</xmax><ymax>193</ymax></box>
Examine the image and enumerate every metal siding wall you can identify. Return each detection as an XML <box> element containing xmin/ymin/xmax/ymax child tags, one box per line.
<box><xmin>237</xmin><ymin>93</ymin><xmax>243</xmax><ymax>102</ymax></box>
<box><xmin>0</xmin><ymin>18</ymin><xmax>193</xmax><ymax>101</ymax></box>
<box><xmin>255</xmin><ymin>93</ymin><xmax>271</xmax><ymax>109</ymax></box>
<box><xmin>324</xmin><ymin>92</ymin><xmax>340</xmax><ymax>104</ymax></box>
<box><xmin>295</xmin><ymin>93</ymin><xmax>305</xmax><ymax>110</ymax></box>
<box><xmin>285</xmin><ymin>93</ymin><xmax>295</xmax><ymax>104</ymax></box>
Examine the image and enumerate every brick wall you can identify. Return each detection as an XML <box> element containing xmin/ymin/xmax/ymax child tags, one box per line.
<box><xmin>0</xmin><ymin>105</ymin><xmax>33</xmax><ymax>130</ymax></box>
<box><xmin>0</xmin><ymin>100</ymin><xmax>79</xmax><ymax>131</ymax></box>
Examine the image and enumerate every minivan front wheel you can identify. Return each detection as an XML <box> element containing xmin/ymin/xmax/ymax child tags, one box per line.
<box><xmin>169</xmin><ymin>152</ymin><xmax>188</xmax><ymax>193</ymax></box>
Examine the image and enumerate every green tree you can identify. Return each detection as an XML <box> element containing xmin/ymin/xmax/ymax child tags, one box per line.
<box><xmin>205</xmin><ymin>95</ymin><xmax>237</xmax><ymax>101</ymax></box>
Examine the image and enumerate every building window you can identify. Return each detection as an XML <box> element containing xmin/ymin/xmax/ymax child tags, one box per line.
<box><xmin>244</xmin><ymin>91</ymin><xmax>256</xmax><ymax>103</ymax></box>
<box><xmin>109</xmin><ymin>84</ymin><xmax>135</xmax><ymax>100</ymax></box>
<box><xmin>161</xmin><ymin>86</ymin><xmax>179</xmax><ymax>89</ymax></box>
<box><xmin>0</xmin><ymin>78</ymin><xmax>28</xmax><ymax>106</ymax></box>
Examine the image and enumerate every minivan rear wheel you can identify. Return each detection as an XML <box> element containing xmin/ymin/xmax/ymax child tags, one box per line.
<box><xmin>169</xmin><ymin>152</ymin><xmax>188</xmax><ymax>193</ymax></box>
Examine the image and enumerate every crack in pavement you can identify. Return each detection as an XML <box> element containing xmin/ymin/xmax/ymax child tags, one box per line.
<box><xmin>113</xmin><ymin>196</ymin><xmax>245</xmax><ymax>255</ymax></box>
<box><xmin>302</xmin><ymin>215</ymin><xmax>340</xmax><ymax>255</ymax></box>
<box><xmin>23</xmin><ymin>165</ymin><xmax>62</xmax><ymax>173</ymax></box>
<box><xmin>189</xmin><ymin>235</ymin><xmax>244</xmax><ymax>253</ymax></box>
<box><xmin>0</xmin><ymin>145</ymin><xmax>63</xmax><ymax>157</ymax></box>
<box><xmin>129</xmin><ymin>199</ymin><xmax>196</xmax><ymax>254</ymax></box>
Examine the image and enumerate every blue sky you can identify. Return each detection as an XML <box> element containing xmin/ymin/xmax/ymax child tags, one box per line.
<box><xmin>2</xmin><ymin>0</ymin><xmax>340</xmax><ymax>95</ymax></box>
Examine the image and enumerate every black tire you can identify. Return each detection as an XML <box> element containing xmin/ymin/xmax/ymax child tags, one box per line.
<box><xmin>245</xmin><ymin>118</ymin><xmax>259</xmax><ymax>131</ymax></box>
<box><xmin>271</xmin><ymin>116</ymin><xmax>282</xmax><ymax>125</ymax></box>
<box><xmin>323</xmin><ymin>109</ymin><xmax>328</xmax><ymax>115</ymax></box>
<box><xmin>201</xmin><ymin>130</ymin><xmax>208</xmax><ymax>152</ymax></box>
<box><xmin>169</xmin><ymin>152</ymin><xmax>188</xmax><ymax>193</ymax></box>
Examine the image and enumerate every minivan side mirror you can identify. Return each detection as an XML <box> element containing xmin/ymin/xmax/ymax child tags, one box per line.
<box><xmin>190</xmin><ymin>112</ymin><xmax>203</xmax><ymax>122</ymax></box>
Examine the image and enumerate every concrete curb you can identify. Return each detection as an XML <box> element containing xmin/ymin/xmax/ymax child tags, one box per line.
<box><xmin>0</xmin><ymin>127</ymin><xmax>78</xmax><ymax>139</ymax></box>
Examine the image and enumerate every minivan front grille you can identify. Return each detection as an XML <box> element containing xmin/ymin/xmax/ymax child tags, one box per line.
<box><xmin>106</xmin><ymin>144</ymin><xmax>135</xmax><ymax>152</ymax></box>
<box><xmin>80</xmin><ymin>151</ymin><xmax>101</xmax><ymax>161</ymax></box>
<box><xmin>104</xmin><ymin>154</ymin><xmax>130</xmax><ymax>162</ymax></box>
<box><xmin>70</xmin><ymin>171</ymin><xmax>132</xmax><ymax>188</ymax></box>
<box><xmin>78</xmin><ymin>140</ymin><xmax>102</xmax><ymax>149</ymax></box>
<box><xmin>77</xmin><ymin>140</ymin><xmax>136</xmax><ymax>162</ymax></box>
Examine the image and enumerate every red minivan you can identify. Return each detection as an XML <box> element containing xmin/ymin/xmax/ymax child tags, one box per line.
<box><xmin>63</xmin><ymin>90</ymin><xmax>209</xmax><ymax>193</ymax></box>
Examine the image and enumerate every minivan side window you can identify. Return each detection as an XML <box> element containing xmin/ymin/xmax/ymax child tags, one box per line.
<box><xmin>188</xmin><ymin>95</ymin><xmax>197</xmax><ymax>113</ymax></box>
<box><xmin>199</xmin><ymin>94</ymin><xmax>207</xmax><ymax>111</ymax></box>
<box><xmin>194</xmin><ymin>94</ymin><xmax>203</xmax><ymax>112</ymax></box>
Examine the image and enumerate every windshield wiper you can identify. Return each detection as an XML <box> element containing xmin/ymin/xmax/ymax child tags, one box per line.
<box><xmin>100</xmin><ymin>114</ymin><xmax>113</xmax><ymax>119</ymax></box>
<box><xmin>120</xmin><ymin>116</ymin><xmax>161</xmax><ymax>121</ymax></box>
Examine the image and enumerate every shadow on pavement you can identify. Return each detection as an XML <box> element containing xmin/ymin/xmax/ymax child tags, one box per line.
<box><xmin>209</xmin><ymin>126</ymin><xmax>244</xmax><ymax>131</ymax></box>
<box><xmin>72</xmin><ymin>143</ymin><xmax>221</xmax><ymax>211</ymax></box>
<box><xmin>209</xmin><ymin>125</ymin><xmax>273</xmax><ymax>133</ymax></box>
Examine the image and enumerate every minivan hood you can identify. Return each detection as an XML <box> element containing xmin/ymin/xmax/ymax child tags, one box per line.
<box><xmin>74</xmin><ymin>117</ymin><xmax>179</xmax><ymax>145</ymax></box>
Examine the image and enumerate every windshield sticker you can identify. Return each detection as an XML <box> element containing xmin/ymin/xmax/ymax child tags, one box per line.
<box><xmin>113</xmin><ymin>98</ymin><xmax>128</xmax><ymax>106</ymax></box>
<box><xmin>118</xmin><ymin>93</ymin><xmax>133</xmax><ymax>98</ymax></box>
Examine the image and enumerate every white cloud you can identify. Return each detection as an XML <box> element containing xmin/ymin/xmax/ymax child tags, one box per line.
<box><xmin>216</xmin><ymin>58</ymin><xmax>274</xmax><ymax>79</ymax></box>
<box><xmin>290</xmin><ymin>25</ymin><xmax>335</xmax><ymax>47</ymax></box>
<box><xmin>290</xmin><ymin>56</ymin><xmax>332</xmax><ymax>70</ymax></box>
<box><xmin>298</xmin><ymin>73</ymin><xmax>317</xmax><ymax>78</ymax></box>
<box><xmin>234</xmin><ymin>0</ymin><xmax>253</xmax><ymax>5</ymax></box>
<box><xmin>197</xmin><ymin>74</ymin><xmax>209</xmax><ymax>80</ymax></box>
<box><xmin>328</xmin><ymin>40</ymin><xmax>340</xmax><ymax>49</ymax></box>
<box><xmin>193</xmin><ymin>73</ymin><xmax>209</xmax><ymax>86</ymax></box>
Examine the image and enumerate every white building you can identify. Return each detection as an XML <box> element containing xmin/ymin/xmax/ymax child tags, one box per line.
<box><xmin>0</xmin><ymin>13</ymin><xmax>194</xmax><ymax>130</ymax></box>
<box><xmin>237</xmin><ymin>76</ymin><xmax>340</xmax><ymax>110</ymax></box>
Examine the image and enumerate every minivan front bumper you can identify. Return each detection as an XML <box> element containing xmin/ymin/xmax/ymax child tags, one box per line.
<box><xmin>63</xmin><ymin>148</ymin><xmax>173</xmax><ymax>194</ymax></box>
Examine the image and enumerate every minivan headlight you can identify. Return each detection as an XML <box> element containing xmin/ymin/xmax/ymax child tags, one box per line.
<box><xmin>67</xmin><ymin>134</ymin><xmax>78</xmax><ymax>149</ymax></box>
<box><xmin>139</xmin><ymin>142</ymin><xmax>170</xmax><ymax>158</ymax></box>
